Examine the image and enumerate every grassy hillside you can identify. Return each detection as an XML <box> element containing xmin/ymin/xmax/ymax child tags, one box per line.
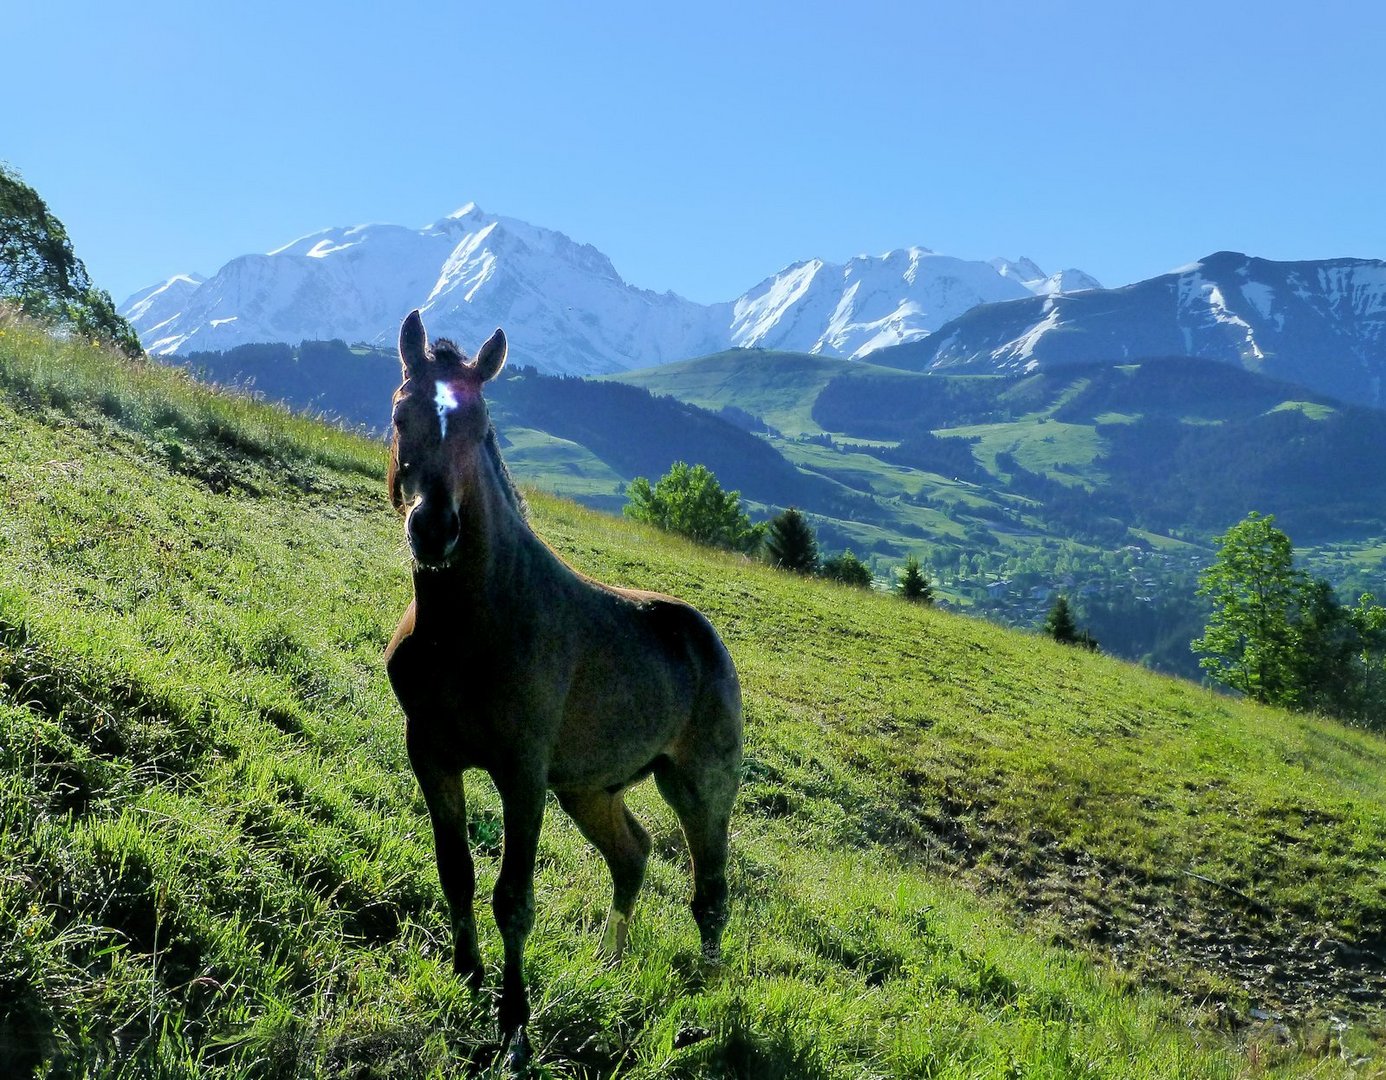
<box><xmin>598</xmin><ymin>349</ymin><xmax>920</xmax><ymax>437</ymax></box>
<box><xmin>2</xmin><ymin>313</ymin><xmax>1384</xmax><ymax>1077</ymax></box>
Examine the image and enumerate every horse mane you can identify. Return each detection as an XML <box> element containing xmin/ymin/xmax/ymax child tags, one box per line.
<box><xmin>483</xmin><ymin>423</ymin><xmax>527</xmax><ymax>520</ymax></box>
<box><xmin>431</xmin><ymin>337</ymin><xmax>469</xmax><ymax>367</ymax></box>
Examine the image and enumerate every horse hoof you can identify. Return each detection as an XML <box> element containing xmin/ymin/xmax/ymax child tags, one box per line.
<box><xmin>597</xmin><ymin>910</ymin><xmax>629</xmax><ymax>963</ymax></box>
<box><xmin>454</xmin><ymin>956</ymin><xmax>485</xmax><ymax>992</ymax></box>
<box><xmin>502</xmin><ymin>1027</ymin><xmax>532</xmax><ymax>1075</ymax></box>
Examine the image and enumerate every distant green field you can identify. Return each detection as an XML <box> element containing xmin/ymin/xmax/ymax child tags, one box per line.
<box><xmin>605</xmin><ymin>349</ymin><xmax>917</xmax><ymax>436</ymax></box>
<box><xmin>2</xmin><ymin>316</ymin><xmax>1384</xmax><ymax>1076</ymax></box>
<box><xmin>500</xmin><ymin>425</ymin><xmax>627</xmax><ymax>502</ymax></box>
<box><xmin>939</xmin><ymin>420</ymin><xmax>1108</xmax><ymax>486</ymax></box>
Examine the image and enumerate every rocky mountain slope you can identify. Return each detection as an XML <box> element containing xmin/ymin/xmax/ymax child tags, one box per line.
<box><xmin>872</xmin><ymin>251</ymin><xmax>1386</xmax><ymax>408</ymax></box>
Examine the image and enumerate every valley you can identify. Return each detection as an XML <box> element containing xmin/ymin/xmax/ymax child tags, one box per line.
<box><xmin>167</xmin><ymin>336</ymin><xmax>1386</xmax><ymax>679</ymax></box>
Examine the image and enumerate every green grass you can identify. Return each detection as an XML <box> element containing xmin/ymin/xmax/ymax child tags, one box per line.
<box><xmin>940</xmin><ymin>420</ymin><xmax>1108</xmax><ymax>487</ymax></box>
<box><xmin>1267</xmin><ymin>401</ymin><xmax>1336</xmax><ymax>420</ymax></box>
<box><xmin>605</xmin><ymin>350</ymin><xmax>917</xmax><ymax>437</ymax></box>
<box><xmin>499</xmin><ymin>425</ymin><xmax>627</xmax><ymax>502</ymax></box>
<box><xmin>2</xmin><ymin>313</ymin><xmax>1384</xmax><ymax>1077</ymax></box>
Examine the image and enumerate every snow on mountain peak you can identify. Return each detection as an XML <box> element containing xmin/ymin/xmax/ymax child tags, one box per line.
<box><xmin>120</xmin><ymin>209</ymin><xmax>1101</xmax><ymax>375</ymax></box>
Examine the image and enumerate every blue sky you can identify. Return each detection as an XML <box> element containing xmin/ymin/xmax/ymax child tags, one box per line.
<box><xmin>8</xmin><ymin>1</ymin><xmax>1385</xmax><ymax>305</ymax></box>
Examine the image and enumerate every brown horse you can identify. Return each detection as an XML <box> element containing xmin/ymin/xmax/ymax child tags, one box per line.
<box><xmin>383</xmin><ymin>310</ymin><xmax>742</xmax><ymax>1070</ymax></box>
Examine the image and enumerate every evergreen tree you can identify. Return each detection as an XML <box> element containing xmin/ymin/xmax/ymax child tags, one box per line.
<box><xmin>624</xmin><ymin>461</ymin><xmax>763</xmax><ymax>553</ymax></box>
<box><xmin>763</xmin><ymin>507</ymin><xmax>818</xmax><ymax>574</ymax></box>
<box><xmin>0</xmin><ymin>164</ymin><xmax>142</xmax><ymax>357</ymax></box>
<box><xmin>1043</xmin><ymin>596</ymin><xmax>1079</xmax><ymax>643</ymax></box>
<box><xmin>1043</xmin><ymin>596</ymin><xmax>1100</xmax><ymax>651</ymax></box>
<box><xmin>896</xmin><ymin>555</ymin><xmax>933</xmax><ymax>604</ymax></box>
<box><xmin>821</xmin><ymin>549</ymin><xmax>872</xmax><ymax>588</ymax></box>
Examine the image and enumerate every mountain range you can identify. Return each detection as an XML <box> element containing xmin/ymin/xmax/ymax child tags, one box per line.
<box><xmin>121</xmin><ymin>205</ymin><xmax>1386</xmax><ymax>410</ymax></box>
<box><xmin>872</xmin><ymin>251</ymin><xmax>1386</xmax><ymax>408</ymax></box>
<box><xmin>119</xmin><ymin>204</ymin><xmax>1098</xmax><ymax>374</ymax></box>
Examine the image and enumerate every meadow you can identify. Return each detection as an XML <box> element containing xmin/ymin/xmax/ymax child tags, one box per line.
<box><xmin>1</xmin><ymin>313</ymin><xmax>1383</xmax><ymax>1077</ymax></box>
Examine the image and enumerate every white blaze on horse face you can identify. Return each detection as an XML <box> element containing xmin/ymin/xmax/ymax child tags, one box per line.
<box><xmin>434</xmin><ymin>380</ymin><xmax>460</xmax><ymax>439</ymax></box>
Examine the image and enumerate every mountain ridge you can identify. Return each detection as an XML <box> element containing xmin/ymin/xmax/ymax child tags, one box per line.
<box><xmin>871</xmin><ymin>250</ymin><xmax>1386</xmax><ymax>408</ymax></box>
<box><xmin>119</xmin><ymin>205</ymin><xmax>1098</xmax><ymax>375</ymax></box>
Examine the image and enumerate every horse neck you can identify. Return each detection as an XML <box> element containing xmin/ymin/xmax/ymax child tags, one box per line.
<box><xmin>411</xmin><ymin>441</ymin><xmax>549</xmax><ymax>620</ymax></box>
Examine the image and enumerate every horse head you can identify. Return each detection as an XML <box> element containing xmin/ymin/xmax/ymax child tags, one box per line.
<box><xmin>388</xmin><ymin>309</ymin><xmax>507</xmax><ymax>568</ymax></box>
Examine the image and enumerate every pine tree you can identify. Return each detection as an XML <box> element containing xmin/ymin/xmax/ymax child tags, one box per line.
<box><xmin>1044</xmin><ymin>596</ymin><xmax>1079</xmax><ymax>644</ymax></box>
<box><xmin>896</xmin><ymin>555</ymin><xmax>933</xmax><ymax>604</ymax></box>
<box><xmin>1044</xmin><ymin>596</ymin><xmax>1099</xmax><ymax>650</ymax></box>
<box><xmin>763</xmin><ymin>507</ymin><xmax>818</xmax><ymax>574</ymax></box>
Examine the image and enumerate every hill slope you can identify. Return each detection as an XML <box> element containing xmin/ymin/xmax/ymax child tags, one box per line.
<box><xmin>1</xmin><ymin>313</ymin><xmax>1384</xmax><ymax>1076</ymax></box>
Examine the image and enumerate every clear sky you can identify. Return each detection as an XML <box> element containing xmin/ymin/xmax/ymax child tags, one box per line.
<box><xmin>7</xmin><ymin>1</ymin><xmax>1385</xmax><ymax>306</ymax></box>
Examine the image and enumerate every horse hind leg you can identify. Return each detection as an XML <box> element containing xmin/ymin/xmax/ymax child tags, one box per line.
<box><xmin>556</xmin><ymin>789</ymin><xmax>651</xmax><ymax>960</ymax></box>
<box><xmin>654</xmin><ymin>686</ymin><xmax>741</xmax><ymax>962</ymax></box>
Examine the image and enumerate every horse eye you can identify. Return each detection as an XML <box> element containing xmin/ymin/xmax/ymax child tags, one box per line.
<box><xmin>399</xmin><ymin>460</ymin><xmax>414</xmax><ymax>476</ymax></box>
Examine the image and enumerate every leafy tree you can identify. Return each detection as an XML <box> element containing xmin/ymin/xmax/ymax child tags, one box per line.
<box><xmin>895</xmin><ymin>555</ymin><xmax>933</xmax><ymax>604</ymax></box>
<box><xmin>624</xmin><ymin>461</ymin><xmax>763</xmax><ymax>553</ymax></box>
<box><xmin>1191</xmin><ymin>512</ymin><xmax>1303</xmax><ymax>705</ymax></box>
<box><xmin>821</xmin><ymin>549</ymin><xmax>872</xmax><ymax>588</ymax></box>
<box><xmin>1348</xmin><ymin>594</ymin><xmax>1386</xmax><ymax>730</ymax></box>
<box><xmin>1193</xmin><ymin>513</ymin><xmax>1386</xmax><ymax>726</ymax></box>
<box><xmin>0</xmin><ymin>163</ymin><xmax>142</xmax><ymax>357</ymax></box>
<box><xmin>763</xmin><ymin>507</ymin><xmax>818</xmax><ymax>574</ymax></box>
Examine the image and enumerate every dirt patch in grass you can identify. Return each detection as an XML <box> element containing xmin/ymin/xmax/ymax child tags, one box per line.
<box><xmin>904</xmin><ymin>786</ymin><xmax>1386</xmax><ymax>1026</ymax></box>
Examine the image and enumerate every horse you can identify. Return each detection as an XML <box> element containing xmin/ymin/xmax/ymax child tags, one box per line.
<box><xmin>383</xmin><ymin>310</ymin><xmax>743</xmax><ymax>1070</ymax></box>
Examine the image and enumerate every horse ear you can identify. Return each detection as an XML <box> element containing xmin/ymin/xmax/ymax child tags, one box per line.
<box><xmin>399</xmin><ymin>309</ymin><xmax>428</xmax><ymax>378</ymax></box>
<box><xmin>473</xmin><ymin>328</ymin><xmax>507</xmax><ymax>382</ymax></box>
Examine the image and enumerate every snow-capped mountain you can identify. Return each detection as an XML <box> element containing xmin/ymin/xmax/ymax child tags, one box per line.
<box><xmin>121</xmin><ymin>273</ymin><xmax>205</xmax><ymax>328</ymax></box>
<box><xmin>871</xmin><ymin>252</ymin><xmax>1386</xmax><ymax>408</ymax></box>
<box><xmin>120</xmin><ymin>206</ymin><xmax>1099</xmax><ymax>375</ymax></box>
<box><xmin>124</xmin><ymin>206</ymin><xmax>732</xmax><ymax>376</ymax></box>
<box><xmin>730</xmin><ymin>249</ymin><xmax>1055</xmax><ymax>359</ymax></box>
<box><xmin>990</xmin><ymin>257</ymin><xmax>1102</xmax><ymax>297</ymax></box>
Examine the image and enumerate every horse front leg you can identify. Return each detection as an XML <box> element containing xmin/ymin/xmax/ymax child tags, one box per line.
<box><xmin>410</xmin><ymin>756</ymin><xmax>485</xmax><ymax>989</ymax></box>
<box><xmin>492</xmin><ymin>778</ymin><xmax>546</xmax><ymax>1071</ymax></box>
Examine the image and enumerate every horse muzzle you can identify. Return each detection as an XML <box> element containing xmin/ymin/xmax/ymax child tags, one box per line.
<box><xmin>406</xmin><ymin>502</ymin><xmax>460</xmax><ymax>568</ymax></box>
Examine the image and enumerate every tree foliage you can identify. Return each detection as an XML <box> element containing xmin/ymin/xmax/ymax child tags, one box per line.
<box><xmin>821</xmin><ymin>549</ymin><xmax>872</xmax><ymax>588</ymax></box>
<box><xmin>763</xmin><ymin>507</ymin><xmax>818</xmax><ymax>574</ymax></box>
<box><xmin>0</xmin><ymin>163</ymin><xmax>142</xmax><ymax>357</ymax></box>
<box><xmin>896</xmin><ymin>555</ymin><xmax>933</xmax><ymax>604</ymax></box>
<box><xmin>624</xmin><ymin>461</ymin><xmax>763</xmax><ymax>553</ymax></box>
<box><xmin>1192</xmin><ymin>511</ymin><xmax>1386</xmax><ymax>727</ymax></box>
<box><xmin>1192</xmin><ymin>512</ymin><xmax>1303</xmax><ymax>705</ymax></box>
